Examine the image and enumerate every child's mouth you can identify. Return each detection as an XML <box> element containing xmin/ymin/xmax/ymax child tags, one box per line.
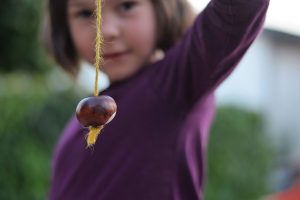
<box><xmin>103</xmin><ymin>51</ymin><xmax>129</xmax><ymax>60</ymax></box>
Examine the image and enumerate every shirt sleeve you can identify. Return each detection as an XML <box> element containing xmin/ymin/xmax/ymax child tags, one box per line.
<box><xmin>149</xmin><ymin>0</ymin><xmax>269</xmax><ymax>111</ymax></box>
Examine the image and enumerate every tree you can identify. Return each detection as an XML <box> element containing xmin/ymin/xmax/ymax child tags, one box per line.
<box><xmin>0</xmin><ymin>0</ymin><xmax>50</xmax><ymax>73</ymax></box>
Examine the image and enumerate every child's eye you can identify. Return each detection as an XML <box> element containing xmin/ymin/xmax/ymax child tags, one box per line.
<box><xmin>76</xmin><ymin>9</ymin><xmax>93</xmax><ymax>18</ymax></box>
<box><xmin>118</xmin><ymin>1</ymin><xmax>137</xmax><ymax>12</ymax></box>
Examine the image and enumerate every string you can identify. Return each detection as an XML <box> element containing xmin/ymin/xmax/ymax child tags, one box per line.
<box><xmin>94</xmin><ymin>0</ymin><xmax>103</xmax><ymax>97</ymax></box>
<box><xmin>86</xmin><ymin>126</ymin><xmax>104</xmax><ymax>148</ymax></box>
<box><xmin>86</xmin><ymin>0</ymin><xmax>103</xmax><ymax>147</ymax></box>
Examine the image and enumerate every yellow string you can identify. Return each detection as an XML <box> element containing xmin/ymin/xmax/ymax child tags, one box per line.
<box><xmin>86</xmin><ymin>126</ymin><xmax>104</xmax><ymax>148</ymax></box>
<box><xmin>94</xmin><ymin>0</ymin><xmax>103</xmax><ymax>97</ymax></box>
<box><xmin>86</xmin><ymin>0</ymin><xmax>103</xmax><ymax>147</ymax></box>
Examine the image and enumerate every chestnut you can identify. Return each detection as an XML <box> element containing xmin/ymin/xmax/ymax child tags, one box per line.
<box><xmin>76</xmin><ymin>95</ymin><xmax>117</xmax><ymax>127</ymax></box>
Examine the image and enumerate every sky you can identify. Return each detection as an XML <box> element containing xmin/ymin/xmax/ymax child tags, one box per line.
<box><xmin>188</xmin><ymin>0</ymin><xmax>300</xmax><ymax>36</ymax></box>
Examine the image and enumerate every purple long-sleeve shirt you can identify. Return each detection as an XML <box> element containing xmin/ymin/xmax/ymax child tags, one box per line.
<box><xmin>49</xmin><ymin>0</ymin><xmax>269</xmax><ymax>199</ymax></box>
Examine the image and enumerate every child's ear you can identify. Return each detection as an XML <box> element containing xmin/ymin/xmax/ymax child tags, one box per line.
<box><xmin>149</xmin><ymin>49</ymin><xmax>165</xmax><ymax>64</ymax></box>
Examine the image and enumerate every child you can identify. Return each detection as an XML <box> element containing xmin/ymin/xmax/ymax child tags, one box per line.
<box><xmin>45</xmin><ymin>0</ymin><xmax>269</xmax><ymax>199</ymax></box>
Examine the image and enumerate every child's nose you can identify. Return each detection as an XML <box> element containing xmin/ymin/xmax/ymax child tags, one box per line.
<box><xmin>102</xmin><ymin>16</ymin><xmax>119</xmax><ymax>42</ymax></box>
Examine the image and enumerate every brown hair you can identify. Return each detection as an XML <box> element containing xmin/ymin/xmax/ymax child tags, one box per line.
<box><xmin>151</xmin><ymin>0</ymin><xmax>195</xmax><ymax>51</ymax></box>
<box><xmin>43</xmin><ymin>0</ymin><xmax>195</xmax><ymax>76</ymax></box>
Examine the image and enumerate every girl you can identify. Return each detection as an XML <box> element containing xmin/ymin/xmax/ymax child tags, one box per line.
<box><xmin>45</xmin><ymin>0</ymin><xmax>269</xmax><ymax>199</ymax></box>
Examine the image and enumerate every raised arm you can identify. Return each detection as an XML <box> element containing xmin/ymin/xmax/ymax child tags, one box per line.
<box><xmin>149</xmin><ymin>0</ymin><xmax>269</xmax><ymax>111</ymax></box>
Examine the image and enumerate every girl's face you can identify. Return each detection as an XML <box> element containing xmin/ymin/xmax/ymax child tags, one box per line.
<box><xmin>68</xmin><ymin>0</ymin><xmax>157</xmax><ymax>83</ymax></box>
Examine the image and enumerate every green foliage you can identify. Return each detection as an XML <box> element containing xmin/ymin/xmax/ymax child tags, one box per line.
<box><xmin>204</xmin><ymin>107</ymin><xmax>274</xmax><ymax>200</ymax></box>
<box><xmin>0</xmin><ymin>0</ymin><xmax>50</xmax><ymax>73</ymax></box>
<box><xmin>0</xmin><ymin>73</ymin><xmax>79</xmax><ymax>200</ymax></box>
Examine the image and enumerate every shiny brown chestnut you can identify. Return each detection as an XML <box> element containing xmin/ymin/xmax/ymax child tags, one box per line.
<box><xmin>76</xmin><ymin>95</ymin><xmax>117</xmax><ymax>127</ymax></box>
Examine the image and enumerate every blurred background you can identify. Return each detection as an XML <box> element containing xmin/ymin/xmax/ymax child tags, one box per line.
<box><xmin>0</xmin><ymin>0</ymin><xmax>299</xmax><ymax>199</ymax></box>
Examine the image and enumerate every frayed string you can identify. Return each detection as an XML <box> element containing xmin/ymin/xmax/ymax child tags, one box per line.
<box><xmin>85</xmin><ymin>126</ymin><xmax>104</xmax><ymax>148</ymax></box>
